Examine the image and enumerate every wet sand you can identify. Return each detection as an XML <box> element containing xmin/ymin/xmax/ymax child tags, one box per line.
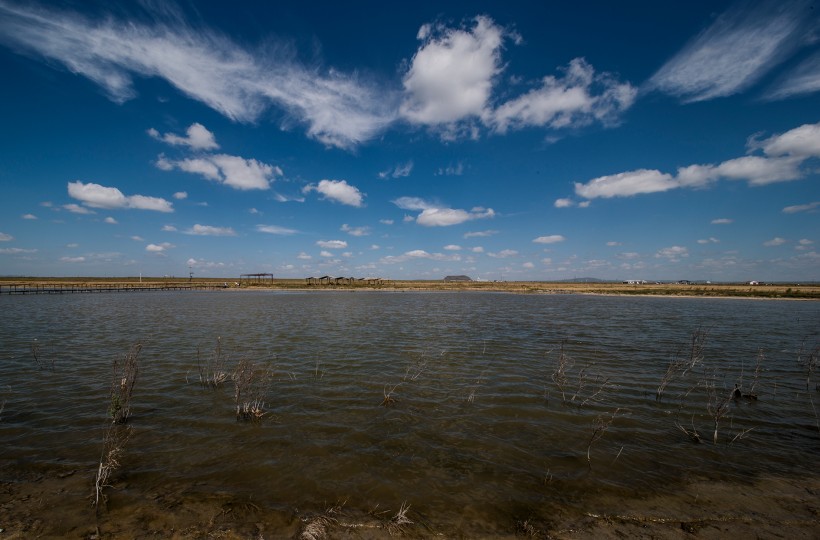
<box><xmin>2</xmin><ymin>466</ymin><xmax>818</xmax><ymax>538</ymax></box>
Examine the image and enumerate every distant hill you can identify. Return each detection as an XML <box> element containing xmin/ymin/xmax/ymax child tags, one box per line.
<box><xmin>556</xmin><ymin>277</ymin><xmax>609</xmax><ymax>283</ymax></box>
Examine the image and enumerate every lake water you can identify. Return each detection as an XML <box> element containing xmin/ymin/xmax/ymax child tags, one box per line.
<box><xmin>1</xmin><ymin>291</ymin><xmax>818</xmax><ymax>537</ymax></box>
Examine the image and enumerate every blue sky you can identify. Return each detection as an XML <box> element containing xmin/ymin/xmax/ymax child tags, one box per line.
<box><xmin>0</xmin><ymin>0</ymin><xmax>818</xmax><ymax>281</ymax></box>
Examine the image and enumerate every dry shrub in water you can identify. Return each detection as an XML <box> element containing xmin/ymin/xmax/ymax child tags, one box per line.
<box><xmin>93</xmin><ymin>424</ymin><xmax>132</xmax><ymax>508</ymax></box>
<box><xmin>657</xmin><ymin>327</ymin><xmax>708</xmax><ymax>401</ymax></box>
<box><xmin>549</xmin><ymin>340</ymin><xmax>611</xmax><ymax>407</ymax></box>
<box><xmin>232</xmin><ymin>357</ymin><xmax>272</xmax><ymax>421</ymax></box>
<box><xmin>198</xmin><ymin>336</ymin><xmax>228</xmax><ymax>388</ymax></box>
<box><xmin>30</xmin><ymin>338</ymin><xmax>54</xmax><ymax>370</ymax></box>
<box><xmin>386</xmin><ymin>501</ymin><xmax>413</xmax><ymax>535</ymax></box>
<box><xmin>586</xmin><ymin>408</ymin><xmax>620</xmax><ymax>467</ymax></box>
<box><xmin>109</xmin><ymin>343</ymin><xmax>140</xmax><ymax>424</ymax></box>
<box><xmin>299</xmin><ymin>502</ymin><xmax>345</xmax><ymax>540</ymax></box>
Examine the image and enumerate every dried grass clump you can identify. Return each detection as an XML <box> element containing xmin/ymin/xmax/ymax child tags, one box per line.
<box><xmin>232</xmin><ymin>357</ymin><xmax>272</xmax><ymax>421</ymax></box>
<box><xmin>109</xmin><ymin>343</ymin><xmax>140</xmax><ymax>424</ymax></box>
<box><xmin>549</xmin><ymin>340</ymin><xmax>611</xmax><ymax>407</ymax></box>
<box><xmin>586</xmin><ymin>408</ymin><xmax>620</xmax><ymax>467</ymax></box>
<box><xmin>198</xmin><ymin>336</ymin><xmax>228</xmax><ymax>388</ymax></box>
<box><xmin>299</xmin><ymin>502</ymin><xmax>344</xmax><ymax>540</ymax></box>
<box><xmin>657</xmin><ymin>328</ymin><xmax>708</xmax><ymax>401</ymax></box>
<box><xmin>93</xmin><ymin>424</ymin><xmax>132</xmax><ymax>508</ymax></box>
<box><xmin>381</xmin><ymin>383</ymin><xmax>400</xmax><ymax>407</ymax></box>
<box><xmin>30</xmin><ymin>338</ymin><xmax>54</xmax><ymax>370</ymax></box>
<box><xmin>386</xmin><ymin>501</ymin><xmax>413</xmax><ymax>535</ymax></box>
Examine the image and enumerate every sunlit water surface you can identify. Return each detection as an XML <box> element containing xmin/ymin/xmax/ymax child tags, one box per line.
<box><xmin>1</xmin><ymin>291</ymin><xmax>818</xmax><ymax>534</ymax></box>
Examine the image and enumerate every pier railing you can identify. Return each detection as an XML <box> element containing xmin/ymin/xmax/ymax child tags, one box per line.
<box><xmin>0</xmin><ymin>283</ymin><xmax>228</xmax><ymax>295</ymax></box>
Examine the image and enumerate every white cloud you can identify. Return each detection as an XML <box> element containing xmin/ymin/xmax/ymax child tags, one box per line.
<box><xmin>401</xmin><ymin>16</ymin><xmax>504</xmax><ymax>126</ymax></box>
<box><xmin>764</xmin><ymin>237</ymin><xmax>787</xmax><ymax>246</ymax></box>
<box><xmin>378</xmin><ymin>160</ymin><xmax>414</xmax><ymax>179</ymax></box>
<box><xmin>0</xmin><ymin>232</ymin><xmax>12</xmax><ymax>241</ymax></box>
<box><xmin>380</xmin><ymin>219</ymin><xmax>394</xmax><ymax>225</ymax></box>
<box><xmin>104</xmin><ymin>217</ymin><xmax>118</xmax><ymax>224</ymax></box>
<box><xmin>697</xmin><ymin>237</ymin><xmax>720</xmax><ymax>244</ymax></box>
<box><xmin>67</xmin><ymin>181</ymin><xmax>173</xmax><ymax>212</ymax></box>
<box><xmin>647</xmin><ymin>0</ymin><xmax>812</xmax><ymax>102</ymax></box>
<box><xmin>130</xmin><ymin>236</ymin><xmax>144</xmax><ymax>241</ymax></box>
<box><xmin>184</xmin><ymin>224</ymin><xmax>236</xmax><ymax>236</ymax></box>
<box><xmin>755</xmin><ymin>121</ymin><xmax>820</xmax><ymax>158</ymax></box>
<box><xmin>575</xmin><ymin>169</ymin><xmax>677</xmax><ymax>199</ymax></box>
<box><xmin>444</xmin><ymin>244</ymin><xmax>462</xmax><ymax>251</ymax></box>
<box><xmin>0</xmin><ymin>247</ymin><xmax>37</xmax><ymax>254</ymax></box>
<box><xmin>297</xmin><ymin>252</ymin><xmax>311</xmax><ymax>260</ymax></box>
<box><xmin>173</xmin><ymin>191</ymin><xmax>188</xmax><ymax>200</ymax></box>
<box><xmin>522</xmin><ymin>262</ymin><xmax>535</xmax><ymax>269</ymax></box>
<box><xmin>533</xmin><ymin>235</ymin><xmax>566</xmax><ymax>244</ymax></box>
<box><xmin>464</xmin><ymin>230</ymin><xmax>498</xmax><ymax>238</ymax></box>
<box><xmin>712</xmin><ymin>218</ymin><xmax>733</xmax><ymax>224</ymax></box>
<box><xmin>316</xmin><ymin>240</ymin><xmax>347</xmax><ymax>249</ymax></box>
<box><xmin>63</xmin><ymin>203</ymin><xmax>95</xmax><ymax>214</ymax></box>
<box><xmin>554</xmin><ymin>198</ymin><xmax>574</xmax><ymax>208</ymax></box>
<box><xmin>21</xmin><ymin>213</ymin><xmax>37</xmax><ymax>220</ymax></box>
<box><xmin>488</xmin><ymin>249</ymin><xmax>518</xmax><ymax>258</ymax></box>
<box><xmin>256</xmin><ymin>225</ymin><xmax>297</xmax><ymax>235</ymax></box>
<box><xmin>60</xmin><ymin>256</ymin><xmax>85</xmax><ymax>263</ymax></box>
<box><xmin>187</xmin><ymin>257</ymin><xmax>226</xmax><ymax>269</ymax></box>
<box><xmin>149</xmin><ymin>123</ymin><xmax>219</xmax><ymax>150</ymax></box>
<box><xmin>319</xmin><ymin>250</ymin><xmax>334</xmax><ymax>258</ymax></box>
<box><xmin>146</xmin><ymin>242</ymin><xmax>174</xmax><ymax>253</ymax></box>
<box><xmin>162</xmin><ymin>225</ymin><xmax>178</xmax><ymax>232</ymax></box>
<box><xmin>471</xmin><ymin>246</ymin><xmax>485</xmax><ymax>253</ymax></box>
<box><xmin>380</xmin><ymin>249</ymin><xmax>460</xmax><ymax>264</ymax></box>
<box><xmin>436</xmin><ymin>162</ymin><xmax>464</xmax><ymax>176</ymax></box>
<box><xmin>341</xmin><ymin>224</ymin><xmax>370</xmax><ymax>237</ymax></box>
<box><xmin>766</xmin><ymin>51</ymin><xmax>820</xmax><ymax>100</ymax></box>
<box><xmin>393</xmin><ymin>197</ymin><xmax>495</xmax><ymax>227</ymax></box>
<box><xmin>0</xmin><ymin>3</ymin><xmax>396</xmax><ymax>149</ymax></box>
<box><xmin>714</xmin><ymin>155</ymin><xmax>802</xmax><ymax>186</ymax></box>
<box><xmin>655</xmin><ymin>246</ymin><xmax>689</xmax><ymax>262</ymax></box>
<box><xmin>491</xmin><ymin>58</ymin><xmax>636</xmax><ymax>132</ymax></box>
<box><xmin>303</xmin><ymin>179</ymin><xmax>364</xmax><ymax>207</ymax></box>
<box><xmin>606</xmin><ymin>241</ymin><xmax>622</xmax><ymax>247</ymax></box>
<box><xmin>783</xmin><ymin>201</ymin><xmax>820</xmax><ymax>214</ymax></box>
<box><xmin>160</xmin><ymin>154</ymin><xmax>279</xmax><ymax>190</ymax></box>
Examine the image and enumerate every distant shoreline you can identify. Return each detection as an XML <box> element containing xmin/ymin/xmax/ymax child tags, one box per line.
<box><xmin>2</xmin><ymin>278</ymin><xmax>818</xmax><ymax>299</ymax></box>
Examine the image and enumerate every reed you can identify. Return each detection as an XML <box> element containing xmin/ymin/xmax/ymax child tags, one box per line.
<box><xmin>387</xmin><ymin>501</ymin><xmax>413</xmax><ymax>535</ymax></box>
<box><xmin>656</xmin><ymin>328</ymin><xmax>707</xmax><ymax>401</ymax></box>
<box><xmin>109</xmin><ymin>343</ymin><xmax>140</xmax><ymax>424</ymax></box>
<box><xmin>232</xmin><ymin>357</ymin><xmax>272</xmax><ymax>421</ymax></box>
<box><xmin>198</xmin><ymin>336</ymin><xmax>228</xmax><ymax>388</ymax></box>
<box><xmin>549</xmin><ymin>341</ymin><xmax>611</xmax><ymax>407</ymax></box>
<box><xmin>586</xmin><ymin>408</ymin><xmax>620</xmax><ymax>467</ymax></box>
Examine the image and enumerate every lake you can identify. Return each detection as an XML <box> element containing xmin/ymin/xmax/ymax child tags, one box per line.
<box><xmin>1</xmin><ymin>291</ymin><xmax>818</xmax><ymax>537</ymax></box>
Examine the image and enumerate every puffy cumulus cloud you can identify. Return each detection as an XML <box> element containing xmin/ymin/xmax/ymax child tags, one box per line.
<box><xmin>316</xmin><ymin>240</ymin><xmax>347</xmax><ymax>249</ymax></box>
<box><xmin>187</xmin><ymin>257</ymin><xmax>227</xmax><ymax>269</ymax></box>
<box><xmin>162</xmin><ymin>225</ymin><xmax>178</xmax><ymax>232</ymax></box>
<box><xmin>491</xmin><ymin>58</ymin><xmax>636</xmax><ymax>133</ymax></box>
<box><xmin>146</xmin><ymin>242</ymin><xmax>174</xmax><ymax>253</ymax></box>
<box><xmin>572</xmin><ymin>122</ymin><xmax>820</xmax><ymax>201</ymax></box>
<box><xmin>783</xmin><ymin>201</ymin><xmax>820</xmax><ymax>214</ymax></box>
<box><xmin>341</xmin><ymin>224</ymin><xmax>370</xmax><ymax>237</ymax></box>
<box><xmin>647</xmin><ymin>0</ymin><xmax>814</xmax><ymax>102</ymax></box>
<box><xmin>380</xmin><ymin>249</ymin><xmax>460</xmax><ymax>264</ymax></box>
<box><xmin>297</xmin><ymin>252</ymin><xmax>312</xmax><ymax>260</ymax></box>
<box><xmin>764</xmin><ymin>237</ymin><xmax>787</xmax><ymax>246</ymax></box>
<box><xmin>173</xmin><ymin>191</ymin><xmax>188</xmax><ymax>200</ymax></box>
<box><xmin>148</xmin><ymin>123</ymin><xmax>219</xmax><ymax>150</ymax></box>
<box><xmin>655</xmin><ymin>246</ymin><xmax>689</xmax><ymax>262</ymax></box>
<box><xmin>393</xmin><ymin>197</ymin><xmax>495</xmax><ymax>227</ymax></box>
<box><xmin>256</xmin><ymin>225</ymin><xmax>297</xmax><ymax>235</ymax></box>
<box><xmin>0</xmin><ymin>232</ymin><xmax>13</xmax><ymax>241</ymax></box>
<box><xmin>0</xmin><ymin>3</ymin><xmax>396</xmax><ymax>149</ymax></box>
<box><xmin>697</xmin><ymin>237</ymin><xmax>720</xmax><ymax>244</ymax></box>
<box><xmin>401</xmin><ymin>16</ymin><xmax>504</xmax><ymax>127</ymax></box>
<box><xmin>380</xmin><ymin>219</ymin><xmax>394</xmax><ymax>225</ymax></box>
<box><xmin>159</xmin><ymin>154</ymin><xmax>280</xmax><ymax>190</ymax></box>
<box><xmin>60</xmin><ymin>256</ymin><xmax>85</xmax><ymax>263</ymax></box>
<box><xmin>444</xmin><ymin>244</ymin><xmax>462</xmax><ymax>251</ymax></box>
<box><xmin>533</xmin><ymin>235</ymin><xmax>566</xmax><ymax>244</ymax></box>
<box><xmin>574</xmin><ymin>169</ymin><xmax>677</xmax><ymax>199</ymax></box>
<box><xmin>522</xmin><ymin>262</ymin><xmax>535</xmax><ymax>269</ymax></box>
<box><xmin>67</xmin><ymin>181</ymin><xmax>173</xmax><ymax>212</ymax></box>
<box><xmin>378</xmin><ymin>161</ymin><xmax>413</xmax><ymax>179</ymax></box>
<box><xmin>554</xmin><ymin>198</ymin><xmax>575</xmax><ymax>208</ymax></box>
<box><xmin>319</xmin><ymin>250</ymin><xmax>334</xmax><ymax>258</ymax></box>
<box><xmin>22</xmin><ymin>213</ymin><xmax>37</xmax><ymax>220</ymax></box>
<box><xmin>303</xmin><ymin>180</ymin><xmax>364</xmax><ymax>207</ymax></box>
<box><xmin>184</xmin><ymin>224</ymin><xmax>236</xmax><ymax>236</ymax></box>
<box><xmin>754</xmin><ymin>121</ymin><xmax>820</xmax><ymax>158</ymax></box>
<box><xmin>104</xmin><ymin>217</ymin><xmax>118</xmax><ymax>224</ymax></box>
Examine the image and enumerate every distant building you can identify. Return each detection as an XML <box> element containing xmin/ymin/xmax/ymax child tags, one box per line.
<box><xmin>444</xmin><ymin>275</ymin><xmax>473</xmax><ymax>282</ymax></box>
<box><xmin>748</xmin><ymin>280</ymin><xmax>760</xmax><ymax>285</ymax></box>
<box><xmin>623</xmin><ymin>279</ymin><xmax>646</xmax><ymax>285</ymax></box>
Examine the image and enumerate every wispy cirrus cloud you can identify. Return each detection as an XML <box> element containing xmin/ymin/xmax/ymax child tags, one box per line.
<box><xmin>67</xmin><ymin>181</ymin><xmax>173</xmax><ymax>212</ymax></box>
<box><xmin>0</xmin><ymin>1</ymin><xmax>396</xmax><ymax>149</ymax></box>
<box><xmin>647</xmin><ymin>0</ymin><xmax>818</xmax><ymax>102</ymax></box>
<box><xmin>378</xmin><ymin>161</ymin><xmax>413</xmax><ymax>179</ymax></box>
<box><xmin>256</xmin><ymin>225</ymin><xmax>298</xmax><ymax>235</ymax></box>
<box><xmin>783</xmin><ymin>201</ymin><xmax>820</xmax><ymax>214</ymax></box>
<box><xmin>184</xmin><ymin>224</ymin><xmax>236</xmax><ymax>236</ymax></box>
<box><xmin>379</xmin><ymin>249</ymin><xmax>460</xmax><ymax>264</ymax></box>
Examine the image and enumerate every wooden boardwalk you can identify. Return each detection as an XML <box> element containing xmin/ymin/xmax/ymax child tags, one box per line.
<box><xmin>0</xmin><ymin>283</ymin><xmax>227</xmax><ymax>295</ymax></box>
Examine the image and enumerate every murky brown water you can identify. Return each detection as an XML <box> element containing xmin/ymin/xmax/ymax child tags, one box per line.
<box><xmin>0</xmin><ymin>291</ymin><xmax>818</xmax><ymax>537</ymax></box>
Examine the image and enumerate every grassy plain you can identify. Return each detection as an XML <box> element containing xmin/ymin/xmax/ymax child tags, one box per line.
<box><xmin>1</xmin><ymin>277</ymin><xmax>819</xmax><ymax>299</ymax></box>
